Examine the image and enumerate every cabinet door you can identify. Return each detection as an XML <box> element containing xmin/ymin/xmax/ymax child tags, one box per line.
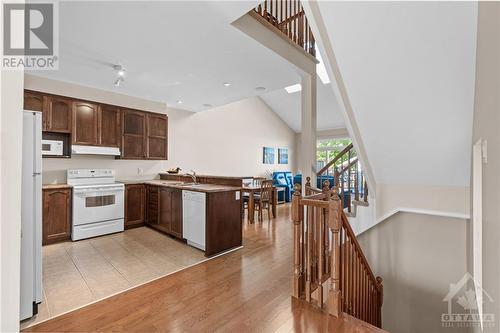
<box><xmin>147</xmin><ymin>114</ymin><xmax>168</xmax><ymax>160</ymax></box>
<box><xmin>72</xmin><ymin>101</ymin><xmax>98</xmax><ymax>145</ymax></box>
<box><xmin>158</xmin><ymin>187</ymin><xmax>172</xmax><ymax>233</ymax></box>
<box><xmin>24</xmin><ymin>91</ymin><xmax>47</xmax><ymax>130</ymax></box>
<box><xmin>122</xmin><ymin>109</ymin><xmax>146</xmax><ymax>159</ymax></box>
<box><xmin>99</xmin><ymin>105</ymin><xmax>121</xmax><ymax>147</ymax></box>
<box><xmin>43</xmin><ymin>189</ymin><xmax>71</xmax><ymax>245</ymax></box>
<box><xmin>146</xmin><ymin>185</ymin><xmax>159</xmax><ymax>225</ymax></box>
<box><xmin>125</xmin><ymin>184</ymin><xmax>145</xmax><ymax>228</ymax></box>
<box><xmin>46</xmin><ymin>96</ymin><xmax>72</xmax><ymax>133</ymax></box>
<box><xmin>170</xmin><ymin>189</ymin><xmax>183</xmax><ymax>238</ymax></box>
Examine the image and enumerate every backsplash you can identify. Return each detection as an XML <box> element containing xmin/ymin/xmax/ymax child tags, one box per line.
<box><xmin>42</xmin><ymin>155</ymin><xmax>170</xmax><ymax>184</ymax></box>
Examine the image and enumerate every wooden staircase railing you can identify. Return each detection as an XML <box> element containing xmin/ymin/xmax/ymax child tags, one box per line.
<box><xmin>252</xmin><ymin>0</ymin><xmax>316</xmax><ymax>57</ymax></box>
<box><xmin>316</xmin><ymin>143</ymin><xmax>369</xmax><ymax>215</ymax></box>
<box><xmin>292</xmin><ymin>182</ymin><xmax>383</xmax><ymax>328</ymax></box>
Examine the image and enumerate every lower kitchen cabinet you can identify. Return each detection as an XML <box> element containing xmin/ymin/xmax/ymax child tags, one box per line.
<box><xmin>124</xmin><ymin>184</ymin><xmax>145</xmax><ymax>229</ymax></box>
<box><xmin>146</xmin><ymin>185</ymin><xmax>182</xmax><ymax>238</ymax></box>
<box><xmin>43</xmin><ymin>188</ymin><xmax>71</xmax><ymax>245</ymax></box>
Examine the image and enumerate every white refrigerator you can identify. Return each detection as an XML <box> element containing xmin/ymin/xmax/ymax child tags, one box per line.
<box><xmin>20</xmin><ymin>111</ymin><xmax>43</xmax><ymax>320</ymax></box>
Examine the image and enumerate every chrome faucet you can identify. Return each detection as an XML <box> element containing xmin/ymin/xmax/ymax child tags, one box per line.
<box><xmin>186</xmin><ymin>170</ymin><xmax>197</xmax><ymax>184</ymax></box>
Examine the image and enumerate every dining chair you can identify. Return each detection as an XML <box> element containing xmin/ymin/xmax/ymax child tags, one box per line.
<box><xmin>254</xmin><ymin>180</ymin><xmax>273</xmax><ymax>222</ymax></box>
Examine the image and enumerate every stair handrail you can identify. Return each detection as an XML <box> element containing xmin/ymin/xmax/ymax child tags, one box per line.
<box><xmin>316</xmin><ymin>143</ymin><xmax>354</xmax><ymax>176</ymax></box>
<box><xmin>292</xmin><ymin>181</ymin><xmax>383</xmax><ymax>327</ymax></box>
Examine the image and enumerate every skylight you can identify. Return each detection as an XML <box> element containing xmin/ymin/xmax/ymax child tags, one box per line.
<box><xmin>285</xmin><ymin>84</ymin><xmax>302</xmax><ymax>94</ymax></box>
<box><xmin>316</xmin><ymin>47</ymin><xmax>330</xmax><ymax>84</ymax></box>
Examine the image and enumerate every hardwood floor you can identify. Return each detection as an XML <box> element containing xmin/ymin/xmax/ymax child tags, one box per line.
<box><xmin>25</xmin><ymin>204</ymin><xmax>383</xmax><ymax>333</ymax></box>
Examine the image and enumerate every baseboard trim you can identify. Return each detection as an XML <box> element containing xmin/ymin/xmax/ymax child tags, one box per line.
<box><xmin>377</xmin><ymin>207</ymin><xmax>470</xmax><ymax>224</ymax></box>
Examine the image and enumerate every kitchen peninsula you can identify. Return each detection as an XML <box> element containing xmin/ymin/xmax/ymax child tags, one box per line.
<box><xmin>122</xmin><ymin>175</ymin><xmax>243</xmax><ymax>257</ymax></box>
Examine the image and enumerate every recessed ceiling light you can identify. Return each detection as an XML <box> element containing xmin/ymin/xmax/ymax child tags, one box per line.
<box><xmin>223</xmin><ymin>82</ymin><xmax>231</xmax><ymax>87</ymax></box>
<box><xmin>176</xmin><ymin>100</ymin><xmax>183</xmax><ymax>104</ymax></box>
<box><xmin>255</xmin><ymin>86</ymin><xmax>266</xmax><ymax>92</ymax></box>
<box><xmin>203</xmin><ymin>103</ymin><xmax>212</xmax><ymax>108</ymax></box>
<box><xmin>113</xmin><ymin>64</ymin><xmax>126</xmax><ymax>77</ymax></box>
<box><xmin>285</xmin><ymin>83</ymin><xmax>302</xmax><ymax>93</ymax></box>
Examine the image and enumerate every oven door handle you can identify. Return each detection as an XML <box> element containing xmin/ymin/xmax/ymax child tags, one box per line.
<box><xmin>73</xmin><ymin>187</ymin><xmax>124</xmax><ymax>194</ymax></box>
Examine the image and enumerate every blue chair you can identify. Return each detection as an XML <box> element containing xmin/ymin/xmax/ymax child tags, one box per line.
<box><xmin>272</xmin><ymin>172</ymin><xmax>293</xmax><ymax>202</ymax></box>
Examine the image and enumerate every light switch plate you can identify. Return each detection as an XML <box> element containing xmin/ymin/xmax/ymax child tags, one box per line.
<box><xmin>236</xmin><ymin>191</ymin><xmax>240</xmax><ymax>200</ymax></box>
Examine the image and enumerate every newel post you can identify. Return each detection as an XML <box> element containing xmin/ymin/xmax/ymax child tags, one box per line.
<box><xmin>292</xmin><ymin>184</ymin><xmax>303</xmax><ymax>298</ymax></box>
<box><xmin>376</xmin><ymin>276</ymin><xmax>383</xmax><ymax>327</ymax></box>
<box><xmin>305</xmin><ymin>177</ymin><xmax>311</xmax><ymax>195</ymax></box>
<box><xmin>328</xmin><ymin>185</ymin><xmax>342</xmax><ymax>317</ymax></box>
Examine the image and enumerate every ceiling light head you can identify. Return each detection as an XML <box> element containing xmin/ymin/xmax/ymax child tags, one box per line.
<box><xmin>114</xmin><ymin>77</ymin><xmax>124</xmax><ymax>87</ymax></box>
<box><xmin>223</xmin><ymin>82</ymin><xmax>231</xmax><ymax>87</ymax></box>
<box><xmin>176</xmin><ymin>100</ymin><xmax>183</xmax><ymax>104</ymax></box>
<box><xmin>113</xmin><ymin>64</ymin><xmax>126</xmax><ymax>77</ymax></box>
<box><xmin>284</xmin><ymin>83</ymin><xmax>302</xmax><ymax>94</ymax></box>
<box><xmin>255</xmin><ymin>86</ymin><xmax>266</xmax><ymax>92</ymax></box>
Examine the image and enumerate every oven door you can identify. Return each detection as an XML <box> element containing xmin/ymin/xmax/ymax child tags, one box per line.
<box><xmin>73</xmin><ymin>185</ymin><xmax>124</xmax><ymax>226</ymax></box>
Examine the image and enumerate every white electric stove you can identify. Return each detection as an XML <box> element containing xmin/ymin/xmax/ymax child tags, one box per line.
<box><xmin>67</xmin><ymin>169</ymin><xmax>124</xmax><ymax>241</ymax></box>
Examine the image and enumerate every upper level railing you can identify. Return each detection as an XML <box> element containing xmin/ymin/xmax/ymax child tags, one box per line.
<box><xmin>252</xmin><ymin>0</ymin><xmax>316</xmax><ymax>57</ymax></box>
<box><xmin>292</xmin><ymin>182</ymin><xmax>383</xmax><ymax>327</ymax></box>
<box><xmin>316</xmin><ymin>143</ymin><xmax>368</xmax><ymax>214</ymax></box>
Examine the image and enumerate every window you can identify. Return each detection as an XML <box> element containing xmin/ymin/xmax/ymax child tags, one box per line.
<box><xmin>316</xmin><ymin>138</ymin><xmax>353</xmax><ymax>172</ymax></box>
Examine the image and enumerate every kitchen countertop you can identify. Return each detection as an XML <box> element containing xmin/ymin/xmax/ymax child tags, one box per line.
<box><xmin>42</xmin><ymin>184</ymin><xmax>73</xmax><ymax>190</ymax></box>
<box><xmin>143</xmin><ymin>180</ymin><xmax>241</xmax><ymax>193</ymax></box>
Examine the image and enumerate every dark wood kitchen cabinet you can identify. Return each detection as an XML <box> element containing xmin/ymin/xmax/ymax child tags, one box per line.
<box><xmin>124</xmin><ymin>184</ymin><xmax>145</xmax><ymax>229</ymax></box>
<box><xmin>42</xmin><ymin>188</ymin><xmax>71</xmax><ymax>245</ymax></box>
<box><xmin>122</xmin><ymin>109</ymin><xmax>147</xmax><ymax>159</ymax></box>
<box><xmin>147</xmin><ymin>113</ymin><xmax>168</xmax><ymax>160</ymax></box>
<box><xmin>45</xmin><ymin>96</ymin><xmax>72</xmax><ymax>133</ymax></box>
<box><xmin>158</xmin><ymin>187</ymin><xmax>182</xmax><ymax>238</ymax></box>
<box><xmin>72</xmin><ymin>101</ymin><xmax>98</xmax><ymax>145</ymax></box>
<box><xmin>146</xmin><ymin>185</ymin><xmax>159</xmax><ymax>226</ymax></box>
<box><xmin>98</xmin><ymin>105</ymin><xmax>121</xmax><ymax>147</ymax></box>
<box><xmin>24</xmin><ymin>91</ymin><xmax>72</xmax><ymax>133</ymax></box>
<box><xmin>145</xmin><ymin>185</ymin><xmax>182</xmax><ymax>238</ymax></box>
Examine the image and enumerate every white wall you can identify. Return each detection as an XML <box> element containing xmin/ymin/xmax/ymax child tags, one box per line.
<box><xmin>376</xmin><ymin>183</ymin><xmax>471</xmax><ymax>220</ymax></box>
<box><xmin>25</xmin><ymin>75</ymin><xmax>296</xmax><ymax>184</ymax></box>
<box><xmin>358</xmin><ymin>212</ymin><xmax>468</xmax><ymax>333</ymax></box>
<box><xmin>0</xmin><ymin>71</ymin><xmax>24</xmax><ymax>332</ymax></box>
<box><xmin>470</xmin><ymin>3</ymin><xmax>500</xmax><ymax>332</ymax></box>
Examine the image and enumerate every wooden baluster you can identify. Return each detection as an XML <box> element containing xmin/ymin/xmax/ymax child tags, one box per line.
<box><xmin>305</xmin><ymin>176</ymin><xmax>311</xmax><ymax>196</ymax></box>
<box><xmin>292</xmin><ymin>185</ymin><xmax>302</xmax><ymax>298</ymax></box>
<box><xmin>376</xmin><ymin>276</ymin><xmax>383</xmax><ymax>327</ymax></box>
<box><xmin>327</xmin><ymin>183</ymin><xmax>342</xmax><ymax>316</ymax></box>
<box><xmin>354</xmin><ymin>252</ymin><xmax>359</xmax><ymax>317</ymax></box>
<box><xmin>305</xmin><ymin>205</ymin><xmax>312</xmax><ymax>302</ymax></box>
<box><xmin>317</xmin><ymin>183</ymin><xmax>329</xmax><ymax>307</ymax></box>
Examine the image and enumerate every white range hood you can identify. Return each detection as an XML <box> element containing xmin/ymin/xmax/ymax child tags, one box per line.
<box><xmin>72</xmin><ymin>145</ymin><xmax>121</xmax><ymax>156</ymax></box>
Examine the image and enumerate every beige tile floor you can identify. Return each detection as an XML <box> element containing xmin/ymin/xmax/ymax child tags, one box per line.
<box><xmin>21</xmin><ymin>227</ymin><xmax>206</xmax><ymax>329</ymax></box>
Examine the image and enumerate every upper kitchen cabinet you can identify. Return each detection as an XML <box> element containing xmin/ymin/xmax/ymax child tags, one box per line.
<box><xmin>45</xmin><ymin>96</ymin><xmax>72</xmax><ymax>133</ymax></box>
<box><xmin>147</xmin><ymin>113</ymin><xmax>168</xmax><ymax>160</ymax></box>
<box><xmin>98</xmin><ymin>105</ymin><xmax>121</xmax><ymax>147</ymax></box>
<box><xmin>24</xmin><ymin>91</ymin><xmax>71</xmax><ymax>133</ymax></box>
<box><xmin>72</xmin><ymin>101</ymin><xmax>98</xmax><ymax>145</ymax></box>
<box><xmin>122</xmin><ymin>109</ymin><xmax>147</xmax><ymax>159</ymax></box>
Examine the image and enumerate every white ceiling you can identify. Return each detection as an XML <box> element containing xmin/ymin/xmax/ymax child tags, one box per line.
<box><xmin>30</xmin><ymin>1</ymin><xmax>301</xmax><ymax>111</ymax></box>
<box><xmin>316</xmin><ymin>1</ymin><xmax>478</xmax><ymax>186</ymax></box>
<box><xmin>261</xmin><ymin>78</ymin><xmax>345</xmax><ymax>132</ymax></box>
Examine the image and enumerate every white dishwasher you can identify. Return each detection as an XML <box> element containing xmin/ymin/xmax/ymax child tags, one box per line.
<box><xmin>182</xmin><ymin>190</ymin><xmax>206</xmax><ymax>251</ymax></box>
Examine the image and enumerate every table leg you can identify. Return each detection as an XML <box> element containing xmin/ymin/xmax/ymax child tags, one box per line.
<box><xmin>272</xmin><ymin>188</ymin><xmax>277</xmax><ymax>218</ymax></box>
<box><xmin>248</xmin><ymin>190</ymin><xmax>255</xmax><ymax>224</ymax></box>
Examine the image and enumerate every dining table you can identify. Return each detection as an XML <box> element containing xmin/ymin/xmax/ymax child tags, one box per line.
<box><xmin>242</xmin><ymin>184</ymin><xmax>278</xmax><ymax>223</ymax></box>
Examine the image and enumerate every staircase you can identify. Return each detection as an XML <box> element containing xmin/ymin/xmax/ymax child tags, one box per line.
<box><xmin>291</xmin><ymin>181</ymin><xmax>383</xmax><ymax>328</ymax></box>
<box><xmin>315</xmin><ymin>142</ymin><xmax>370</xmax><ymax>218</ymax></box>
